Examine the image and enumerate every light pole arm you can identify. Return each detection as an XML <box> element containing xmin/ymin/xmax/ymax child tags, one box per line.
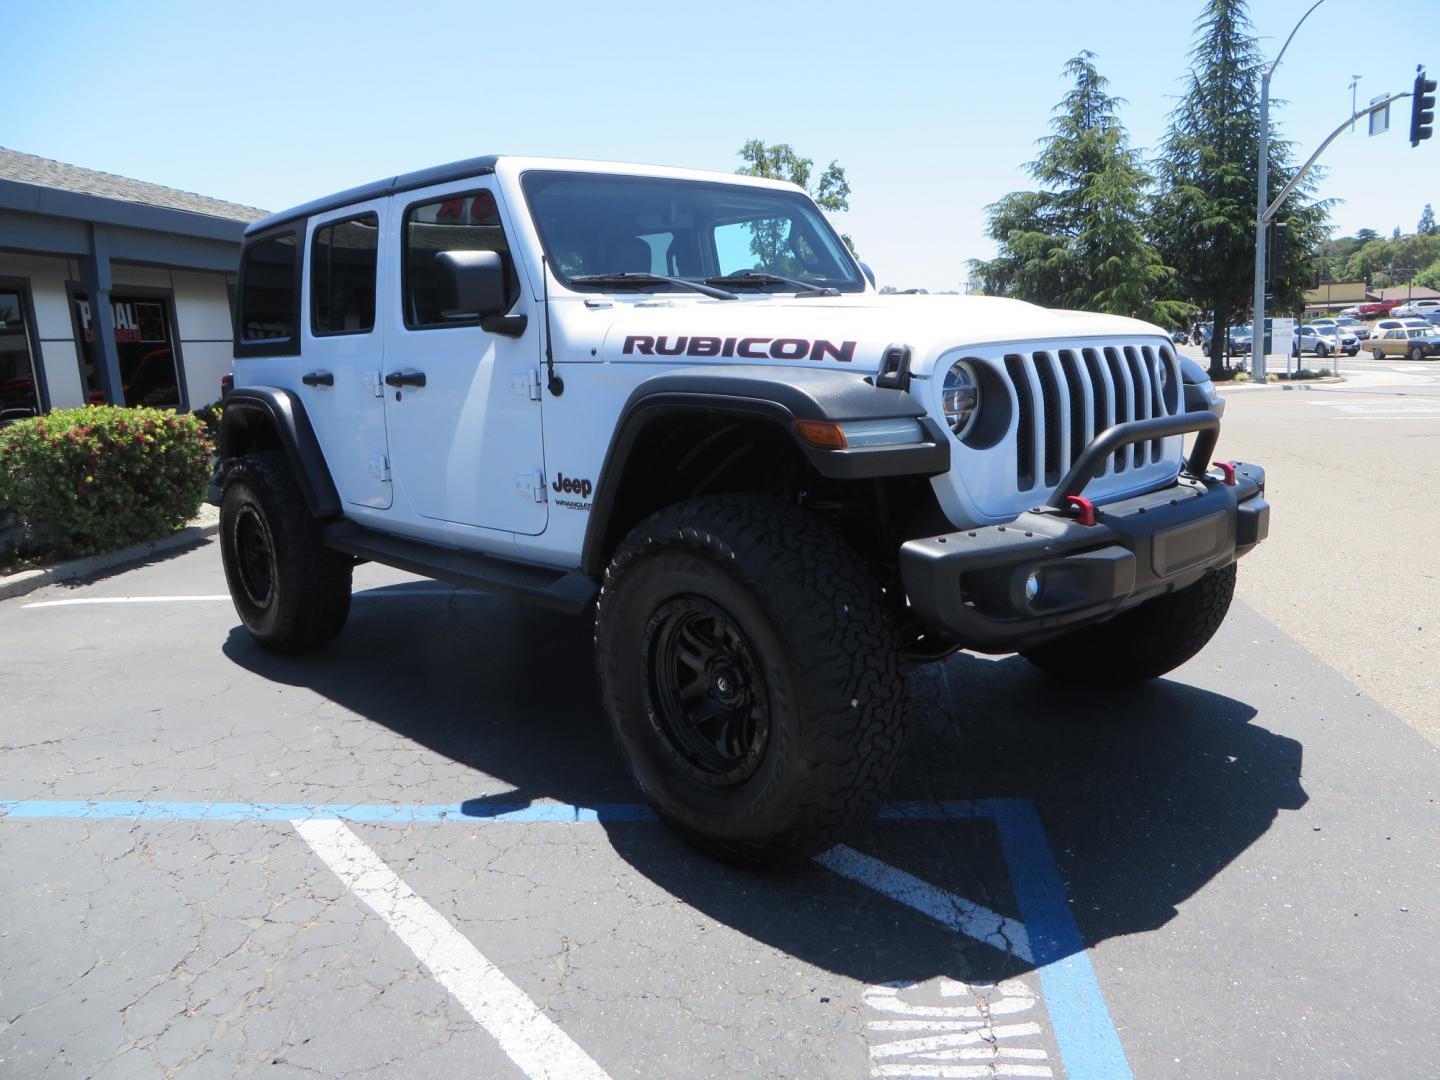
<box><xmin>1270</xmin><ymin>0</ymin><xmax>1327</xmax><ymax>76</ymax></box>
<box><xmin>1263</xmin><ymin>92</ymin><xmax>1411</xmax><ymax>224</ymax></box>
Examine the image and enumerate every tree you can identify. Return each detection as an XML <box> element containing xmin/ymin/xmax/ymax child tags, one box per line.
<box><xmin>736</xmin><ymin>140</ymin><xmax>855</xmax><ymax>256</ymax></box>
<box><xmin>1151</xmin><ymin>0</ymin><xmax>1330</xmax><ymax>376</ymax></box>
<box><xmin>968</xmin><ymin>52</ymin><xmax>1190</xmax><ymax>327</ymax></box>
<box><xmin>1419</xmin><ymin>205</ymin><xmax>1436</xmax><ymax>236</ymax></box>
<box><xmin>1355</xmin><ymin>227</ymin><xmax>1380</xmax><ymax>244</ymax></box>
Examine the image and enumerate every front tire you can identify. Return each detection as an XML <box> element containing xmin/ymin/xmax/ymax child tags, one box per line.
<box><xmin>594</xmin><ymin>496</ymin><xmax>907</xmax><ymax>865</ymax></box>
<box><xmin>1372</xmin><ymin>348</ymin><xmax>1385</xmax><ymax>360</ymax></box>
<box><xmin>220</xmin><ymin>451</ymin><xmax>352</xmax><ymax>653</ymax></box>
<box><xmin>1021</xmin><ymin>564</ymin><xmax>1237</xmax><ymax>688</ymax></box>
<box><xmin>1410</xmin><ymin>345</ymin><xmax>1426</xmax><ymax>361</ymax></box>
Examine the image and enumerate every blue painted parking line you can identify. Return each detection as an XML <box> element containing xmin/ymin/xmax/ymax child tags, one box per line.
<box><xmin>2</xmin><ymin>794</ymin><xmax>1130</xmax><ymax>1079</ymax></box>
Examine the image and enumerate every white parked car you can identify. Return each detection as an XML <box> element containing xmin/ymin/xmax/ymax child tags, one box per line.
<box><xmin>214</xmin><ymin>154</ymin><xmax>1270</xmax><ymax>863</ymax></box>
<box><xmin>1390</xmin><ymin>299</ymin><xmax>1440</xmax><ymax>317</ymax></box>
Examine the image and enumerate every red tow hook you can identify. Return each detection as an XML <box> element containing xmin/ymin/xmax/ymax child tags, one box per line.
<box><xmin>1214</xmin><ymin>460</ymin><xmax>1237</xmax><ymax>486</ymax></box>
<box><xmin>1063</xmin><ymin>494</ymin><xmax>1097</xmax><ymax>527</ymax></box>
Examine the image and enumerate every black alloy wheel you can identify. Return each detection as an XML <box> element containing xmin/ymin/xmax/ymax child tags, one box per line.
<box><xmin>232</xmin><ymin>504</ymin><xmax>277</xmax><ymax>609</ymax></box>
<box><xmin>643</xmin><ymin>596</ymin><xmax>771</xmax><ymax>786</ymax></box>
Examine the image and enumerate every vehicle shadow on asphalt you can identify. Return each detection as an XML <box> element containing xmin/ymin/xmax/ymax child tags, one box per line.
<box><xmin>222</xmin><ymin>585</ymin><xmax>1307</xmax><ymax>985</ymax></box>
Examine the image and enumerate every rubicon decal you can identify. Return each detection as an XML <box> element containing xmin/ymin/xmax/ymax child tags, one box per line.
<box><xmin>623</xmin><ymin>335</ymin><xmax>856</xmax><ymax>363</ymax></box>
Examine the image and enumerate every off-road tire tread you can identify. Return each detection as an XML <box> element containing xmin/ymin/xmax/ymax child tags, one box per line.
<box><xmin>221</xmin><ymin>451</ymin><xmax>351</xmax><ymax>653</ymax></box>
<box><xmin>1021</xmin><ymin>563</ymin><xmax>1236</xmax><ymax>687</ymax></box>
<box><xmin>594</xmin><ymin>495</ymin><xmax>907</xmax><ymax>866</ymax></box>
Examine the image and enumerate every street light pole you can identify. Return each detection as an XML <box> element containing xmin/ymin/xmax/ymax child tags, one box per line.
<box><xmin>1253</xmin><ymin>0</ymin><xmax>1328</xmax><ymax>384</ymax></box>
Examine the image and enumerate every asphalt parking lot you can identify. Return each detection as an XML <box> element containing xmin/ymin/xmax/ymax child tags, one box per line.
<box><xmin>4</xmin><ymin>367</ymin><xmax>1440</xmax><ymax>1079</ymax></box>
<box><xmin>4</xmin><ymin>546</ymin><xmax>1438</xmax><ymax>1079</ymax></box>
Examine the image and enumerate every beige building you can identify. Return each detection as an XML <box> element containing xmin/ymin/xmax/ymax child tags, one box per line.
<box><xmin>0</xmin><ymin>148</ymin><xmax>266</xmax><ymax>422</ymax></box>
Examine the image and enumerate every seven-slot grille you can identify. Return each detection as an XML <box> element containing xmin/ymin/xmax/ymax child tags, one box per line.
<box><xmin>1001</xmin><ymin>344</ymin><xmax>1181</xmax><ymax>493</ymax></box>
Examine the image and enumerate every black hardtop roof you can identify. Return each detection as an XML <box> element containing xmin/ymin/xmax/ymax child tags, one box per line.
<box><xmin>244</xmin><ymin>154</ymin><xmax>500</xmax><ymax>237</ymax></box>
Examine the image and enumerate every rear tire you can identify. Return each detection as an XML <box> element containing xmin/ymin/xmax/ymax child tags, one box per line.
<box><xmin>220</xmin><ymin>451</ymin><xmax>352</xmax><ymax>653</ymax></box>
<box><xmin>1021</xmin><ymin>564</ymin><xmax>1236</xmax><ymax>688</ymax></box>
<box><xmin>594</xmin><ymin>495</ymin><xmax>907</xmax><ymax>865</ymax></box>
<box><xmin>1372</xmin><ymin>348</ymin><xmax>1384</xmax><ymax>360</ymax></box>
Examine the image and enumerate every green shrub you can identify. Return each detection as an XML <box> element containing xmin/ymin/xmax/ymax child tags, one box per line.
<box><xmin>192</xmin><ymin>400</ymin><xmax>222</xmax><ymax>445</ymax></box>
<box><xmin>0</xmin><ymin>406</ymin><xmax>213</xmax><ymax>560</ymax></box>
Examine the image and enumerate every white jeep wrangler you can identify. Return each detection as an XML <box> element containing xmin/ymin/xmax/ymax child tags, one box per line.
<box><xmin>217</xmin><ymin>155</ymin><xmax>1268</xmax><ymax>864</ymax></box>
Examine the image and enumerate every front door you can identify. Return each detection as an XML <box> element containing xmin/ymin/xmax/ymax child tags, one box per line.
<box><xmin>300</xmin><ymin>201</ymin><xmax>392</xmax><ymax>509</ymax></box>
<box><xmin>382</xmin><ymin>178</ymin><xmax>547</xmax><ymax>535</ymax></box>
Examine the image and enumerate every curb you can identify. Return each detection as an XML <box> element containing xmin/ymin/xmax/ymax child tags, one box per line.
<box><xmin>0</xmin><ymin>522</ymin><xmax>219</xmax><ymax>602</ymax></box>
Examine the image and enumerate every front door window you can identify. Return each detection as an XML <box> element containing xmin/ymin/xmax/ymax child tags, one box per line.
<box><xmin>0</xmin><ymin>290</ymin><xmax>42</xmax><ymax>423</ymax></box>
<box><xmin>74</xmin><ymin>294</ymin><xmax>181</xmax><ymax>408</ymax></box>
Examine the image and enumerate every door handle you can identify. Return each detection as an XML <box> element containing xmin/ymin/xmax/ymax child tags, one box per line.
<box><xmin>384</xmin><ymin>371</ymin><xmax>427</xmax><ymax>388</ymax></box>
<box><xmin>302</xmin><ymin>371</ymin><xmax>334</xmax><ymax>387</ymax></box>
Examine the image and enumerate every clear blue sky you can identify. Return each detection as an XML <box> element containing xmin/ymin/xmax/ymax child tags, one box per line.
<box><xmin>8</xmin><ymin>0</ymin><xmax>1438</xmax><ymax>291</ymax></box>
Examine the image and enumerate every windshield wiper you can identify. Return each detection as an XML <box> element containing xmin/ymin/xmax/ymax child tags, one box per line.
<box><xmin>569</xmin><ymin>272</ymin><xmax>736</xmax><ymax>300</ymax></box>
<box><xmin>704</xmin><ymin>271</ymin><xmax>841</xmax><ymax>297</ymax></box>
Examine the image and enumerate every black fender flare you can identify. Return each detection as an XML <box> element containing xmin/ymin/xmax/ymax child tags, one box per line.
<box><xmin>579</xmin><ymin>365</ymin><xmax>950</xmax><ymax>576</ymax></box>
<box><xmin>218</xmin><ymin>386</ymin><xmax>341</xmax><ymax>517</ymax></box>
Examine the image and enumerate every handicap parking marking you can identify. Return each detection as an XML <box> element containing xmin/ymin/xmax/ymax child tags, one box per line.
<box><xmin>864</xmin><ymin>978</ymin><xmax>1052</xmax><ymax>1078</ymax></box>
<box><xmin>1</xmin><ymin>797</ymin><xmax>1130</xmax><ymax>1080</ymax></box>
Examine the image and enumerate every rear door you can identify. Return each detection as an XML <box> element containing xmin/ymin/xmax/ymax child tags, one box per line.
<box><xmin>300</xmin><ymin>202</ymin><xmax>392</xmax><ymax>509</ymax></box>
<box><xmin>382</xmin><ymin>179</ymin><xmax>547</xmax><ymax>534</ymax></box>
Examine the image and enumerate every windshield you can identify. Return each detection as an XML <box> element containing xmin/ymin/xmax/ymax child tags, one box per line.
<box><xmin>521</xmin><ymin>171</ymin><xmax>865</xmax><ymax>294</ymax></box>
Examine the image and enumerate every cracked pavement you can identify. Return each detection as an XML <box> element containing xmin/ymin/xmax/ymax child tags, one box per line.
<box><xmin>3</xmin><ymin>538</ymin><xmax>1439</xmax><ymax>1078</ymax></box>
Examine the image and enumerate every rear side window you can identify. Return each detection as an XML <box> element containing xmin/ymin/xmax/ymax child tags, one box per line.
<box><xmin>311</xmin><ymin>214</ymin><xmax>378</xmax><ymax>335</ymax></box>
<box><xmin>237</xmin><ymin>232</ymin><xmax>299</xmax><ymax>352</ymax></box>
<box><xmin>403</xmin><ymin>191</ymin><xmax>516</xmax><ymax>329</ymax></box>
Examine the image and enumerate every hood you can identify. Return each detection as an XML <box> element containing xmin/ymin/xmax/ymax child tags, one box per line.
<box><xmin>549</xmin><ymin>293</ymin><xmax>1171</xmax><ymax>375</ymax></box>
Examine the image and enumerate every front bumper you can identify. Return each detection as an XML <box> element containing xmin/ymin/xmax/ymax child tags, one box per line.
<box><xmin>900</xmin><ymin>414</ymin><xmax>1268</xmax><ymax>652</ymax></box>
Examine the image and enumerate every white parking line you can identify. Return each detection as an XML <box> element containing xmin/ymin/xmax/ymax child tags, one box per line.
<box><xmin>293</xmin><ymin>818</ymin><xmax>611</xmax><ymax>1080</ymax></box>
<box><xmin>817</xmin><ymin>846</ymin><xmax>1031</xmax><ymax>962</ymax></box>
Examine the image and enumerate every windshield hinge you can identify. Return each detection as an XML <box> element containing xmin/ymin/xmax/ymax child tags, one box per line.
<box><xmin>368</xmin><ymin>455</ymin><xmax>391</xmax><ymax>482</ymax></box>
<box><xmin>517</xmin><ymin>470</ymin><xmax>547</xmax><ymax>503</ymax></box>
<box><xmin>512</xmin><ymin>369</ymin><xmax>543</xmax><ymax>401</ymax></box>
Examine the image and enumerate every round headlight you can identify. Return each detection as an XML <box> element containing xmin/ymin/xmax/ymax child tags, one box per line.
<box><xmin>941</xmin><ymin>360</ymin><xmax>981</xmax><ymax>439</ymax></box>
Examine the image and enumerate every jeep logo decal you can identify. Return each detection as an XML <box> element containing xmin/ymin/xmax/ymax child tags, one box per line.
<box><xmin>622</xmin><ymin>336</ymin><xmax>856</xmax><ymax>363</ymax></box>
<box><xmin>552</xmin><ymin>472</ymin><xmax>593</xmax><ymax>498</ymax></box>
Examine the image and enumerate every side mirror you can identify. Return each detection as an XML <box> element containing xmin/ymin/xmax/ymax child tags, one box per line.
<box><xmin>436</xmin><ymin>250</ymin><xmax>507</xmax><ymax>319</ymax></box>
<box><xmin>859</xmin><ymin>261</ymin><xmax>877</xmax><ymax>290</ymax></box>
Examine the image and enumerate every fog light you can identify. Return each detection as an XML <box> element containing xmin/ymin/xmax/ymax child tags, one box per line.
<box><xmin>1024</xmin><ymin>570</ymin><xmax>1043</xmax><ymax>603</ymax></box>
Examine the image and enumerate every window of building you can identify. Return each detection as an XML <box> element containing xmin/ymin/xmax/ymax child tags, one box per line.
<box><xmin>74</xmin><ymin>293</ymin><xmax>181</xmax><ymax>409</ymax></box>
<box><xmin>0</xmin><ymin>289</ymin><xmax>43</xmax><ymax>423</ymax></box>
<box><xmin>403</xmin><ymin>191</ymin><xmax>516</xmax><ymax>329</ymax></box>
<box><xmin>312</xmin><ymin>214</ymin><xmax>378</xmax><ymax>335</ymax></box>
<box><xmin>238</xmin><ymin>232</ymin><xmax>298</xmax><ymax>345</ymax></box>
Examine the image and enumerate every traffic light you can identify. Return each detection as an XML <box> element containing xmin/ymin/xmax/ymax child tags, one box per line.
<box><xmin>1266</xmin><ymin>221</ymin><xmax>1288</xmax><ymax>286</ymax></box>
<box><xmin>1411</xmin><ymin>66</ymin><xmax>1436</xmax><ymax>147</ymax></box>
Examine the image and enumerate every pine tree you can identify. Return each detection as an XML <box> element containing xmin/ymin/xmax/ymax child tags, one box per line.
<box><xmin>969</xmin><ymin>53</ymin><xmax>1188</xmax><ymax>327</ymax></box>
<box><xmin>736</xmin><ymin>140</ymin><xmax>854</xmax><ymax>256</ymax></box>
<box><xmin>1151</xmin><ymin>0</ymin><xmax>1329</xmax><ymax>376</ymax></box>
<box><xmin>1419</xmin><ymin>205</ymin><xmax>1436</xmax><ymax>235</ymax></box>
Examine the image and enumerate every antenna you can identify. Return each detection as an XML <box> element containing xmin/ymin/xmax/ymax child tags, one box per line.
<box><xmin>542</xmin><ymin>256</ymin><xmax>563</xmax><ymax>397</ymax></box>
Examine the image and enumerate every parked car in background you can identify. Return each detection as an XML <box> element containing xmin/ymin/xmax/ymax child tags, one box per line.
<box><xmin>1357</xmin><ymin>300</ymin><xmax>1403</xmax><ymax>317</ymax></box>
<box><xmin>1391</xmin><ymin>299</ymin><xmax>1440</xmax><ymax>317</ymax></box>
<box><xmin>1339</xmin><ymin>305</ymin><xmax>1361</xmax><ymax>317</ymax></box>
<box><xmin>1368</xmin><ymin>327</ymin><xmax>1440</xmax><ymax>360</ymax></box>
<box><xmin>1371</xmin><ymin>318</ymin><xmax>1414</xmax><ymax>338</ymax></box>
<box><xmin>1294</xmin><ymin>325</ymin><xmax>1360</xmax><ymax>358</ymax></box>
<box><xmin>1334</xmin><ymin>316</ymin><xmax>1365</xmax><ymax>338</ymax></box>
<box><xmin>1228</xmin><ymin>326</ymin><xmax>1252</xmax><ymax>355</ymax></box>
<box><xmin>1172</xmin><ymin>329</ymin><xmax>1190</xmax><ymax>344</ymax></box>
